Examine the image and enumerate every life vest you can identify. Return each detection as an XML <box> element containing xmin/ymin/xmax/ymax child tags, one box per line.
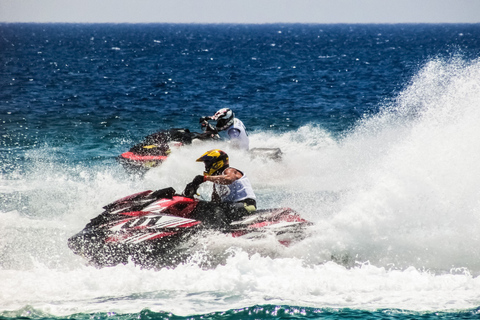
<box><xmin>220</xmin><ymin>118</ymin><xmax>249</xmax><ymax>150</ymax></box>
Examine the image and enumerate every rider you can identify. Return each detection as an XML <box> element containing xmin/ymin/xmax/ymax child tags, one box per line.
<box><xmin>183</xmin><ymin>149</ymin><xmax>256</xmax><ymax>222</ymax></box>
<box><xmin>200</xmin><ymin>108</ymin><xmax>249</xmax><ymax>150</ymax></box>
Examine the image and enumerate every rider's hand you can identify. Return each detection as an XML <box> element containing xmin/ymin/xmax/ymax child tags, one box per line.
<box><xmin>199</xmin><ymin>116</ymin><xmax>211</xmax><ymax>123</ymax></box>
<box><xmin>182</xmin><ymin>183</ymin><xmax>197</xmax><ymax>198</ymax></box>
<box><xmin>182</xmin><ymin>175</ymin><xmax>205</xmax><ymax>197</ymax></box>
<box><xmin>192</xmin><ymin>175</ymin><xmax>205</xmax><ymax>186</ymax></box>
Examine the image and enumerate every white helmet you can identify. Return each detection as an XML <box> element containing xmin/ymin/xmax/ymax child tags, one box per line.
<box><xmin>212</xmin><ymin>108</ymin><xmax>234</xmax><ymax>131</ymax></box>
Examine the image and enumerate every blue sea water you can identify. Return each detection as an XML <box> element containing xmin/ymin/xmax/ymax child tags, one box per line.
<box><xmin>1</xmin><ymin>23</ymin><xmax>480</xmax><ymax>319</ymax></box>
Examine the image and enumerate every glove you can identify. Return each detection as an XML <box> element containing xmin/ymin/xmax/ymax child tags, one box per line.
<box><xmin>182</xmin><ymin>182</ymin><xmax>198</xmax><ymax>198</ymax></box>
<box><xmin>199</xmin><ymin>116</ymin><xmax>212</xmax><ymax>123</ymax></box>
<box><xmin>192</xmin><ymin>175</ymin><xmax>205</xmax><ymax>186</ymax></box>
<box><xmin>182</xmin><ymin>175</ymin><xmax>205</xmax><ymax>198</ymax></box>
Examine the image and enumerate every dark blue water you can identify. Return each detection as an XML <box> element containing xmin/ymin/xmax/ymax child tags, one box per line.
<box><xmin>2</xmin><ymin>305</ymin><xmax>480</xmax><ymax>320</ymax></box>
<box><xmin>3</xmin><ymin>24</ymin><xmax>478</xmax><ymax>163</ymax></box>
<box><xmin>1</xmin><ymin>23</ymin><xmax>480</xmax><ymax>320</ymax></box>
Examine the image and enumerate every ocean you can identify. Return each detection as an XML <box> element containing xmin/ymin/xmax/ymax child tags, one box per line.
<box><xmin>1</xmin><ymin>23</ymin><xmax>480</xmax><ymax>319</ymax></box>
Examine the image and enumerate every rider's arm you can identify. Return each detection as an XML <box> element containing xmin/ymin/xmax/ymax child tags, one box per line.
<box><xmin>204</xmin><ymin>168</ymin><xmax>242</xmax><ymax>185</ymax></box>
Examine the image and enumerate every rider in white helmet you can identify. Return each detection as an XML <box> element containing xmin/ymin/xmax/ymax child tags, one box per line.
<box><xmin>200</xmin><ymin>108</ymin><xmax>249</xmax><ymax>150</ymax></box>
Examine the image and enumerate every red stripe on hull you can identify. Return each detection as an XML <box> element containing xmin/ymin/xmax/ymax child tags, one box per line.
<box><xmin>121</xmin><ymin>152</ymin><xmax>168</xmax><ymax>162</ymax></box>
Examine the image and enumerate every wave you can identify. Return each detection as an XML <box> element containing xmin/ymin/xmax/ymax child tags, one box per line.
<box><xmin>1</xmin><ymin>57</ymin><xmax>480</xmax><ymax>314</ymax></box>
<box><xmin>3</xmin><ymin>305</ymin><xmax>480</xmax><ymax>320</ymax></box>
<box><xmin>297</xmin><ymin>56</ymin><xmax>480</xmax><ymax>271</ymax></box>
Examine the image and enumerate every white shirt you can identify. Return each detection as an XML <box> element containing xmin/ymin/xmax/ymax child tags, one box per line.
<box><xmin>221</xmin><ymin>118</ymin><xmax>249</xmax><ymax>150</ymax></box>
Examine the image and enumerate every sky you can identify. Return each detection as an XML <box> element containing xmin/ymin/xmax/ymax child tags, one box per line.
<box><xmin>0</xmin><ymin>0</ymin><xmax>479</xmax><ymax>24</ymax></box>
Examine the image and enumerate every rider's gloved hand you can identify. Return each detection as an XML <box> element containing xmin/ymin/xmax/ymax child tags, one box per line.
<box><xmin>199</xmin><ymin>116</ymin><xmax>211</xmax><ymax>123</ymax></box>
<box><xmin>192</xmin><ymin>175</ymin><xmax>205</xmax><ymax>186</ymax></box>
<box><xmin>182</xmin><ymin>175</ymin><xmax>206</xmax><ymax>197</ymax></box>
<box><xmin>182</xmin><ymin>183</ymin><xmax>197</xmax><ymax>197</ymax></box>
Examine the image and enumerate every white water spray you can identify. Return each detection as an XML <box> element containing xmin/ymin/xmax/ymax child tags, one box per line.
<box><xmin>2</xmin><ymin>57</ymin><xmax>480</xmax><ymax>314</ymax></box>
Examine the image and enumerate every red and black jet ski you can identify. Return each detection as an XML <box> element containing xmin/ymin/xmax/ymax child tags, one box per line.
<box><xmin>67</xmin><ymin>187</ymin><xmax>311</xmax><ymax>269</ymax></box>
<box><xmin>118</xmin><ymin>119</ymin><xmax>283</xmax><ymax>174</ymax></box>
<box><xmin>118</xmin><ymin>124</ymin><xmax>220</xmax><ymax>173</ymax></box>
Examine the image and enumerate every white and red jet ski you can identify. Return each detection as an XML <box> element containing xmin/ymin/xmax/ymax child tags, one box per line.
<box><xmin>68</xmin><ymin>187</ymin><xmax>311</xmax><ymax>269</ymax></box>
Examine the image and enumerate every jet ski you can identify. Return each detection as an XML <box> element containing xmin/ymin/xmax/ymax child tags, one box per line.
<box><xmin>118</xmin><ymin>124</ymin><xmax>220</xmax><ymax>173</ymax></box>
<box><xmin>118</xmin><ymin>120</ymin><xmax>283</xmax><ymax>174</ymax></box>
<box><xmin>67</xmin><ymin>187</ymin><xmax>312</xmax><ymax>269</ymax></box>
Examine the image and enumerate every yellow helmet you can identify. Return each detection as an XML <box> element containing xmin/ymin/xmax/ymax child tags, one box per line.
<box><xmin>196</xmin><ymin>149</ymin><xmax>229</xmax><ymax>176</ymax></box>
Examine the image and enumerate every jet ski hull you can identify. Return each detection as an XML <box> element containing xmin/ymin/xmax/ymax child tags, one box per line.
<box><xmin>118</xmin><ymin>128</ymin><xmax>283</xmax><ymax>173</ymax></box>
<box><xmin>118</xmin><ymin>128</ymin><xmax>219</xmax><ymax>173</ymax></box>
<box><xmin>68</xmin><ymin>188</ymin><xmax>311</xmax><ymax>269</ymax></box>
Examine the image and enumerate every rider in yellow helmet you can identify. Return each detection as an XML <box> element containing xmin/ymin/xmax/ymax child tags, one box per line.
<box><xmin>183</xmin><ymin>149</ymin><xmax>256</xmax><ymax>221</ymax></box>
